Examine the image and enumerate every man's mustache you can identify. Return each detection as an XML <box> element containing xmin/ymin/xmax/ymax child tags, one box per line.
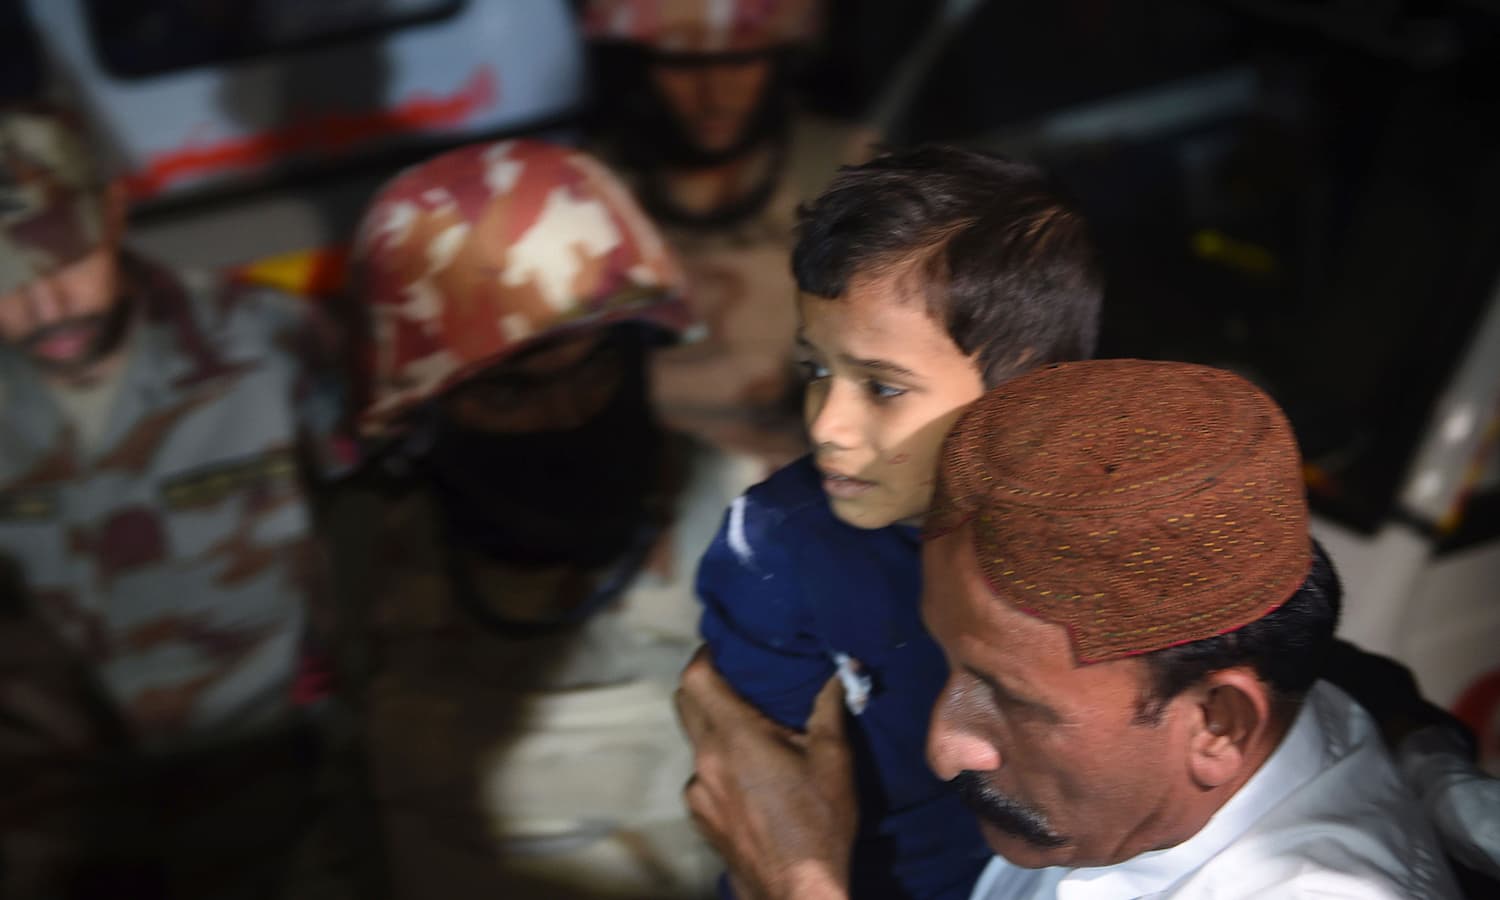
<box><xmin>951</xmin><ymin>770</ymin><xmax>1068</xmax><ymax>849</ymax></box>
<box><xmin>20</xmin><ymin>314</ymin><xmax>108</xmax><ymax>355</ymax></box>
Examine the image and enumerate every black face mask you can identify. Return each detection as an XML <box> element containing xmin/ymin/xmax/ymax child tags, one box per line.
<box><xmin>421</xmin><ymin>335</ymin><xmax>665</xmax><ymax>571</ymax></box>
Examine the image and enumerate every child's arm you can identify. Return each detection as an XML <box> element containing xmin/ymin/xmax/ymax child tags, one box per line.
<box><xmin>697</xmin><ymin>495</ymin><xmax>835</xmax><ymax>731</ymax></box>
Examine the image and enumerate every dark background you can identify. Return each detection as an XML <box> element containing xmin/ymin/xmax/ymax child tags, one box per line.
<box><xmin>6</xmin><ymin>0</ymin><xmax>1500</xmax><ymax>541</ymax></box>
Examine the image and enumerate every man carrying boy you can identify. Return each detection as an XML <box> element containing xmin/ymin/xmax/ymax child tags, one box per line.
<box><xmin>682</xmin><ymin>360</ymin><xmax>1462</xmax><ymax>899</ymax></box>
<box><xmin>694</xmin><ymin>145</ymin><xmax>1103</xmax><ymax>898</ymax></box>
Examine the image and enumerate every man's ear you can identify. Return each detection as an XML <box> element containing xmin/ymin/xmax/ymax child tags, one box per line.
<box><xmin>1185</xmin><ymin>668</ymin><xmax>1274</xmax><ymax>789</ymax></box>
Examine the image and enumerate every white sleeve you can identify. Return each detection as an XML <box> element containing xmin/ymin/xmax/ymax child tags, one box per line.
<box><xmin>1398</xmin><ymin>725</ymin><xmax>1500</xmax><ymax>879</ymax></box>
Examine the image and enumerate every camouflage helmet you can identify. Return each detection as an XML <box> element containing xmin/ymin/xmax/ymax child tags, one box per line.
<box><xmin>352</xmin><ymin>138</ymin><xmax>695</xmax><ymax>436</ymax></box>
<box><xmin>0</xmin><ymin>107</ymin><xmax>108</xmax><ymax>297</ymax></box>
<box><xmin>583</xmin><ymin>0</ymin><xmax>820</xmax><ymax>54</ymax></box>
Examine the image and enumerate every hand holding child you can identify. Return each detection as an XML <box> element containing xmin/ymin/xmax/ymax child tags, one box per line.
<box><xmin>676</xmin><ymin>647</ymin><xmax>857</xmax><ymax>900</ymax></box>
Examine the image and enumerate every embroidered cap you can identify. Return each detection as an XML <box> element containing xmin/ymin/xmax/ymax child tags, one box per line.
<box><xmin>926</xmin><ymin>359</ymin><xmax>1311</xmax><ymax>664</ymax></box>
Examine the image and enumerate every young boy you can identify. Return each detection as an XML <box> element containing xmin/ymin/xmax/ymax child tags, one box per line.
<box><xmin>696</xmin><ymin>145</ymin><xmax>1104</xmax><ymax>900</ymax></box>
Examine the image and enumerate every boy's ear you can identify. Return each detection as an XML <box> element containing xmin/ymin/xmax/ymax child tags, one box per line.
<box><xmin>1184</xmin><ymin>668</ymin><xmax>1273</xmax><ymax>789</ymax></box>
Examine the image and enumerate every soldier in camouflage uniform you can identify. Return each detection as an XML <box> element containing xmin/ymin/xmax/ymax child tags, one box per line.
<box><xmin>341</xmin><ymin>138</ymin><xmax>727</xmax><ymax>898</ymax></box>
<box><xmin>0</xmin><ymin>105</ymin><xmax>350</xmax><ymax>899</ymax></box>
<box><xmin>584</xmin><ymin>0</ymin><xmax>827</xmax><ymax>470</ymax></box>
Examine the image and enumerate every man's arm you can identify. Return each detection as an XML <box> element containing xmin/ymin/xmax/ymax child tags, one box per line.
<box><xmin>676</xmin><ymin>648</ymin><xmax>858</xmax><ymax>900</ymax></box>
<box><xmin>1324</xmin><ymin>639</ymin><xmax>1499</xmax><ymax>885</ymax></box>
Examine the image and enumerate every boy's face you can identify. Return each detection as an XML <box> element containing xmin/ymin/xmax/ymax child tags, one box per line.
<box><xmin>798</xmin><ymin>270</ymin><xmax>985</xmax><ymax>529</ymax></box>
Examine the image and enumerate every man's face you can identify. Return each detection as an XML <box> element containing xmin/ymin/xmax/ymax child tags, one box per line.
<box><xmin>0</xmin><ymin>242</ymin><xmax>123</xmax><ymax>378</ymax></box>
<box><xmin>797</xmin><ymin>271</ymin><xmax>986</xmax><ymax>529</ymax></box>
<box><xmin>648</xmin><ymin>56</ymin><xmax>772</xmax><ymax>155</ymax></box>
<box><xmin>921</xmin><ymin>525</ymin><xmax>1200</xmax><ymax>869</ymax></box>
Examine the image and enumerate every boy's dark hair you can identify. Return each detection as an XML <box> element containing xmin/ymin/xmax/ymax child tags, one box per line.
<box><xmin>1133</xmin><ymin>539</ymin><xmax>1343</xmax><ymax>726</ymax></box>
<box><xmin>791</xmin><ymin>144</ymin><xmax>1103</xmax><ymax>387</ymax></box>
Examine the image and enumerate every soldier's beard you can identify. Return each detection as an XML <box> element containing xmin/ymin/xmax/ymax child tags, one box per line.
<box><xmin>20</xmin><ymin>298</ymin><xmax>133</xmax><ymax>381</ymax></box>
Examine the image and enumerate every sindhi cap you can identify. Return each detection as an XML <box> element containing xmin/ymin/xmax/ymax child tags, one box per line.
<box><xmin>927</xmin><ymin>359</ymin><xmax>1311</xmax><ymax>664</ymax></box>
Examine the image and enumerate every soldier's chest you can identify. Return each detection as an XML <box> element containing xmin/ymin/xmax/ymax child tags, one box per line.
<box><xmin>0</xmin><ymin>365</ymin><xmax>307</xmax><ymax>603</ymax></box>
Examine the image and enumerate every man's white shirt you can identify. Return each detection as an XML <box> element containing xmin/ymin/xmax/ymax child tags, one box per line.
<box><xmin>969</xmin><ymin>681</ymin><xmax>1459</xmax><ymax>899</ymax></box>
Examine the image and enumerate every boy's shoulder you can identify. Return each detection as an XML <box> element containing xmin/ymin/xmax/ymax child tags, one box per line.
<box><xmin>707</xmin><ymin>455</ymin><xmax>854</xmax><ymax>581</ymax></box>
<box><xmin>726</xmin><ymin>455</ymin><xmax>916</xmax><ymax>575</ymax></box>
<box><xmin>741</xmin><ymin>454</ymin><xmax>830</xmax><ymax>526</ymax></box>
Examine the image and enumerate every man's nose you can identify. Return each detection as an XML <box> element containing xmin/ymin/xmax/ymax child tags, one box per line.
<box><xmin>23</xmin><ymin>276</ymin><xmax>70</xmax><ymax>328</ymax></box>
<box><xmin>926</xmin><ymin>677</ymin><xmax>1002</xmax><ymax>781</ymax></box>
<box><xmin>807</xmin><ymin>380</ymin><xmax>861</xmax><ymax>452</ymax></box>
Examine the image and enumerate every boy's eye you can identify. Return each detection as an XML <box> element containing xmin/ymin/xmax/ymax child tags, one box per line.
<box><xmin>868</xmin><ymin>380</ymin><xmax>907</xmax><ymax>400</ymax></box>
<box><xmin>798</xmin><ymin>360</ymin><xmax>830</xmax><ymax>381</ymax></box>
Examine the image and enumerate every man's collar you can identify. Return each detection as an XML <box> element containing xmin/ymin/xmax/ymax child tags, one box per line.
<box><xmin>1051</xmin><ymin>688</ymin><xmax>1328</xmax><ymax>900</ymax></box>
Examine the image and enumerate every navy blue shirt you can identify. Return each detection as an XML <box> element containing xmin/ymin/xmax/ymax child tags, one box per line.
<box><xmin>697</xmin><ymin>456</ymin><xmax>990</xmax><ymax>900</ymax></box>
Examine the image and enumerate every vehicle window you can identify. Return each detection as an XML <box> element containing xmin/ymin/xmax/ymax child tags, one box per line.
<box><xmin>85</xmin><ymin>0</ymin><xmax>465</xmax><ymax>78</ymax></box>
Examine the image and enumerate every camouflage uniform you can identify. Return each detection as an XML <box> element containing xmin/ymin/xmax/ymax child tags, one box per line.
<box><xmin>345</xmin><ymin>139</ymin><xmax>729</xmax><ymax>898</ymax></box>
<box><xmin>0</xmin><ymin>108</ymin><xmax>350</xmax><ymax>898</ymax></box>
<box><xmin>0</xmin><ymin>256</ymin><xmax>340</xmax><ymax>746</ymax></box>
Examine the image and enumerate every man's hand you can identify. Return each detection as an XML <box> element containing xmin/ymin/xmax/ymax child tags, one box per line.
<box><xmin>675</xmin><ymin>647</ymin><xmax>857</xmax><ymax>900</ymax></box>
